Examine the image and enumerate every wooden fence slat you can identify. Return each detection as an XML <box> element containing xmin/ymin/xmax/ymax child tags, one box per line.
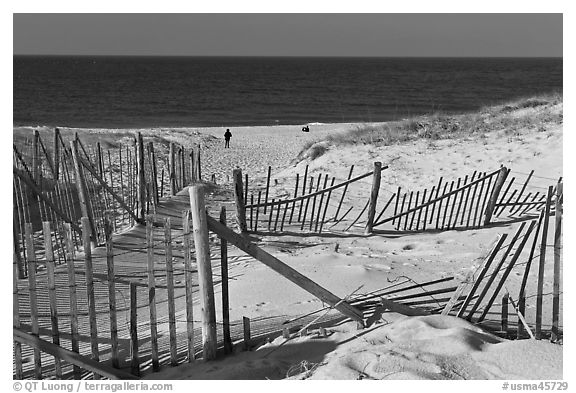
<box><xmin>189</xmin><ymin>186</ymin><xmax>218</xmax><ymax>361</ymax></box>
<box><xmin>334</xmin><ymin>165</ymin><xmax>354</xmax><ymax>221</ymax></box>
<box><xmin>81</xmin><ymin>217</ymin><xmax>100</xmax><ymax>379</ymax></box>
<box><xmin>255</xmin><ymin>191</ymin><xmax>261</xmax><ymax>232</ymax></box>
<box><xmin>103</xmin><ymin>215</ymin><xmax>119</xmax><ymax>369</ymax></box>
<box><xmin>393</xmin><ymin>186</ymin><xmax>401</xmax><ymax>227</ymax></box>
<box><xmin>309</xmin><ymin>175</ymin><xmax>322</xmax><ymax>231</ymax></box>
<box><xmin>447</xmin><ymin>179</ymin><xmax>460</xmax><ymax>230</ymax></box>
<box><xmin>220</xmin><ymin>207</ymin><xmax>233</xmax><ymax>354</ymax></box>
<box><xmin>535</xmin><ymin>186</ymin><xmax>553</xmax><ymax>339</ymax></box>
<box><xmin>63</xmin><ymin>223</ymin><xmax>81</xmax><ymax>378</ymax></box>
<box><xmin>42</xmin><ymin>222</ymin><xmax>62</xmax><ymax>378</ymax></box>
<box><xmin>404</xmin><ymin>191</ymin><xmax>413</xmax><ymax>231</ymax></box>
<box><xmin>501</xmin><ymin>294</ymin><xmax>509</xmax><ymax>334</ymax></box>
<box><xmin>476</xmin><ymin>221</ymin><xmax>536</xmax><ymax>323</ymax></box>
<box><xmin>494</xmin><ymin>172</ymin><xmax>514</xmax><ymax>216</ymax></box>
<box><xmin>299</xmin><ymin>165</ymin><xmax>309</xmax><ymax>222</ymax></box>
<box><xmin>182</xmin><ymin>211</ymin><xmax>195</xmax><ymax>362</ymax></box>
<box><xmin>129</xmin><ymin>282</ymin><xmax>140</xmax><ymax>376</ymax></box>
<box><xmin>551</xmin><ymin>181</ymin><xmax>563</xmax><ymax>341</ymax></box>
<box><xmin>264</xmin><ymin>166</ymin><xmax>271</xmax><ymax>214</ymax></box>
<box><xmin>13</xmin><ymin>248</ymin><xmax>23</xmax><ymax>380</ymax></box>
<box><xmin>24</xmin><ymin>223</ymin><xmax>42</xmax><ymax>379</ymax></box>
<box><xmin>466</xmin><ymin>223</ymin><xmax>526</xmax><ymax>320</ymax></box>
<box><xmin>164</xmin><ymin>217</ymin><xmax>178</xmax><ymax>366</ymax></box>
<box><xmin>319</xmin><ymin>177</ymin><xmax>336</xmax><ymax>233</ymax></box>
<box><xmin>136</xmin><ymin>133</ymin><xmax>146</xmax><ymax>221</ymax></box>
<box><xmin>289</xmin><ymin>173</ymin><xmax>300</xmax><ymax>224</ymax></box>
<box><xmin>397</xmin><ymin>193</ymin><xmax>406</xmax><ymax>230</ymax></box>
<box><xmin>442</xmin><ymin>181</ymin><xmax>454</xmax><ymax>229</ymax></box>
<box><xmin>300</xmin><ymin>178</ymin><xmax>314</xmax><ymax>230</ymax></box>
<box><xmin>509</xmin><ymin>170</ymin><xmax>534</xmax><ymax>215</ymax></box>
<box><xmin>452</xmin><ymin>175</ymin><xmax>468</xmax><ymax>228</ymax></box>
<box><xmin>14</xmin><ymin>328</ymin><xmax>137</xmax><ymax>380</ymax></box>
<box><xmin>517</xmin><ymin>211</ymin><xmax>544</xmax><ymax>336</ymax></box>
<box><xmin>461</xmin><ymin>171</ymin><xmax>477</xmax><ymax>225</ymax></box>
<box><xmin>315</xmin><ymin>174</ymin><xmax>330</xmax><ymax>232</ymax></box>
<box><xmin>268</xmin><ymin>198</ymin><xmax>276</xmax><ymax>232</ymax></box>
<box><xmin>145</xmin><ymin>215</ymin><xmax>160</xmax><ymax>370</ymax></box>
<box><xmin>456</xmin><ymin>234</ymin><xmax>508</xmax><ymax>318</ymax></box>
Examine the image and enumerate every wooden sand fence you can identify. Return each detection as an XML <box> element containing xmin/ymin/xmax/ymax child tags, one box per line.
<box><xmin>234</xmin><ymin>162</ymin><xmax>387</xmax><ymax>235</ymax></box>
<box><xmin>13</xmin><ymin>183</ymin><xmax>367</xmax><ymax>380</ymax></box>
<box><xmin>372</xmin><ymin>166</ymin><xmax>560</xmax><ymax>233</ymax></box>
<box><xmin>442</xmin><ymin>179</ymin><xmax>563</xmax><ymax>340</ymax></box>
<box><xmin>13</xmin><ymin>128</ymin><xmax>203</xmax><ymax>279</ymax></box>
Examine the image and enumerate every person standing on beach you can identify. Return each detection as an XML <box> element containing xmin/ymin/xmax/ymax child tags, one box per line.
<box><xmin>224</xmin><ymin>129</ymin><xmax>232</xmax><ymax>148</ymax></box>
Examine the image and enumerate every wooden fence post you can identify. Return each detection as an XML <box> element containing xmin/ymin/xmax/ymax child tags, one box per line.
<box><xmin>365</xmin><ymin>162</ymin><xmax>382</xmax><ymax>234</ymax></box>
<box><xmin>484</xmin><ymin>166</ymin><xmax>508</xmax><ymax>225</ymax></box>
<box><xmin>189</xmin><ymin>151</ymin><xmax>196</xmax><ymax>183</ymax></box>
<box><xmin>551</xmin><ymin>180</ymin><xmax>563</xmax><ymax>341</ymax></box>
<box><xmin>233</xmin><ymin>168</ymin><xmax>248</xmax><ymax>233</ymax></box>
<box><xmin>136</xmin><ymin>133</ymin><xmax>146</xmax><ymax>221</ymax></box>
<box><xmin>220</xmin><ymin>207</ymin><xmax>233</xmax><ymax>354</ymax></box>
<box><xmin>70</xmin><ymin>140</ymin><xmax>97</xmax><ymax>246</ymax></box>
<box><xmin>147</xmin><ymin>142</ymin><xmax>159</xmax><ymax>205</ymax></box>
<box><xmin>189</xmin><ymin>185</ymin><xmax>217</xmax><ymax>360</ymax></box>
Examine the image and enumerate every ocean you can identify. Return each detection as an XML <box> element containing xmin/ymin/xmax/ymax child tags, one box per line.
<box><xmin>13</xmin><ymin>56</ymin><xmax>562</xmax><ymax>129</ymax></box>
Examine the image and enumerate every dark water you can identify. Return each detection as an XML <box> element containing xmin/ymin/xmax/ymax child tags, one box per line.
<box><xmin>13</xmin><ymin>56</ymin><xmax>562</xmax><ymax>129</ymax></box>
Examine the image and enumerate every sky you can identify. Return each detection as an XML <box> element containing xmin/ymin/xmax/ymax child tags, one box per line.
<box><xmin>13</xmin><ymin>13</ymin><xmax>563</xmax><ymax>57</ymax></box>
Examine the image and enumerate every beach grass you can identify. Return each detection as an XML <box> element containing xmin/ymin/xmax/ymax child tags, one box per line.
<box><xmin>297</xmin><ymin>92</ymin><xmax>563</xmax><ymax>161</ymax></box>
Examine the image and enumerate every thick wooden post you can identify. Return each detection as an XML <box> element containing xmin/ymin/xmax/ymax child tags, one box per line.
<box><xmin>189</xmin><ymin>186</ymin><xmax>217</xmax><ymax>360</ymax></box>
<box><xmin>70</xmin><ymin>140</ymin><xmax>96</xmax><ymax>245</ymax></box>
<box><xmin>233</xmin><ymin>169</ymin><xmax>248</xmax><ymax>233</ymax></box>
<box><xmin>182</xmin><ymin>211</ymin><xmax>195</xmax><ymax>362</ymax></box>
<box><xmin>220</xmin><ymin>207</ymin><xmax>233</xmax><ymax>354</ymax></box>
<box><xmin>365</xmin><ymin>162</ymin><xmax>382</xmax><ymax>234</ymax></box>
<box><xmin>136</xmin><ymin>133</ymin><xmax>146</xmax><ymax>221</ymax></box>
<box><xmin>264</xmin><ymin>166</ymin><xmax>271</xmax><ymax>214</ymax></box>
<box><xmin>551</xmin><ymin>180</ymin><xmax>563</xmax><ymax>341</ymax></box>
<box><xmin>484</xmin><ymin>166</ymin><xmax>508</xmax><ymax>225</ymax></box>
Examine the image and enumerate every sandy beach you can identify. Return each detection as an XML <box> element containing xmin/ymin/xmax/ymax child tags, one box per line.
<box><xmin>12</xmin><ymin>96</ymin><xmax>563</xmax><ymax>380</ymax></box>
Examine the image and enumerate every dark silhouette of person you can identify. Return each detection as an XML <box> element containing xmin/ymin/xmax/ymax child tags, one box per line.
<box><xmin>302</xmin><ymin>125</ymin><xmax>310</xmax><ymax>132</ymax></box>
<box><xmin>224</xmin><ymin>129</ymin><xmax>232</xmax><ymax>148</ymax></box>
